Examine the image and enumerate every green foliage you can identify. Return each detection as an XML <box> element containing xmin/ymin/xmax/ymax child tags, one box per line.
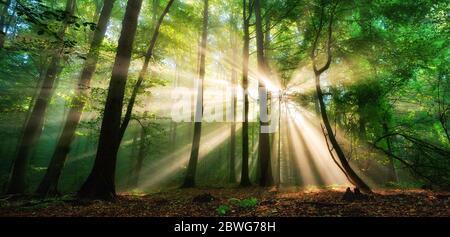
<box><xmin>216</xmin><ymin>197</ymin><xmax>258</xmax><ymax>216</ymax></box>
<box><xmin>14</xmin><ymin>0</ymin><xmax>96</xmax><ymax>51</ymax></box>
<box><xmin>229</xmin><ymin>197</ymin><xmax>258</xmax><ymax>209</ymax></box>
<box><xmin>216</xmin><ymin>204</ymin><xmax>230</xmax><ymax>216</ymax></box>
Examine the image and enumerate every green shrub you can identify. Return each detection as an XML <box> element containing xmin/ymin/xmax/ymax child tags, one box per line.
<box><xmin>229</xmin><ymin>197</ymin><xmax>258</xmax><ymax>209</ymax></box>
<box><xmin>217</xmin><ymin>204</ymin><xmax>230</xmax><ymax>216</ymax></box>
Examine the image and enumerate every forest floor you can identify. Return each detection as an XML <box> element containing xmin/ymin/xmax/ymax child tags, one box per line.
<box><xmin>0</xmin><ymin>187</ymin><xmax>449</xmax><ymax>217</ymax></box>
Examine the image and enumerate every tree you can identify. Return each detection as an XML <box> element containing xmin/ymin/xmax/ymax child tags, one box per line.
<box><xmin>240</xmin><ymin>0</ymin><xmax>252</xmax><ymax>187</ymax></box>
<box><xmin>254</xmin><ymin>0</ymin><xmax>273</xmax><ymax>187</ymax></box>
<box><xmin>0</xmin><ymin>0</ymin><xmax>11</xmax><ymax>49</ymax></box>
<box><xmin>77</xmin><ymin>0</ymin><xmax>144</xmax><ymax>200</ymax></box>
<box><xmin>117</xmin><ymin>0</ymin><xmax>174</xmax><ymax>188</ymax></box>
<box><xmin>309</xmin><ymin>1</ymin><xmax>371</xmax><ymax>193</ymax></box>
<box><xmin>36</xmin><ymin>0</ymin><xmax>116</xmax><ymax>197</ymax></box>
<box><xmin>78</xmin><ymin>0</ymin><xmax>174</xmax><ymax>199</ymax></box>
<box><xmin>228</xmin><ymin>9</ymin><xmax>238</xmax><ymax>184</ymax></box>
<box><xmin>117</xmin><ymin>0</ymin><xmax>175</xmax><ymax>147</ymax></box>
<box><xmin>7</xmin><ymin>0</ymin><xmax>77</xmax><ymax>195</ymax></box>
<box><xmin>129</xmin><ymin>123</ymin><xmax>148</xmax><ymax>188</ymax></box>
<box><xmin>182</xmin><ymin>0</ymin><xmax>209</xmax><ymax>188</ymax></box>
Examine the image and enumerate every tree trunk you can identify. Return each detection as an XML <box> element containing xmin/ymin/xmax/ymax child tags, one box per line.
<box><xmin>182</xmin><ymin>0</ymin><xmax>209</xmax><ymax>188</ymax></box>
<box><xmin>310</xmin><ymin>4</ymin><xmax>372</xmax><ymax>194</ymax></box>
<box><xmin>240</xmin><ymin>0</ymin><xmax>252</xmax><ymax>187</ymax></box>
<box><xmin>0</xmin><ymin>0</ymin><xmax>11</xmax><ymax>49</ymax></box>
<box><xmin>264</xmin><ymin>6</ymin><xmax>271</xmax><ymax>62</ymax></box>
<box><xmin>77</xmin><ymin>0</ymin><xmax>143</xmax><ymax>200</ymax></box>
<box><xmin>36</xmin><ymin>0</ymin><xmax>115</xmax><ymax>197</ymax></box>
<box><xmin>131</xmin><ymin>126</ymin><xmax>147</xmax><ymax>188</ymax></box>
<box><xmin>254</xmin><ymin>0</ymin><xmax>273</xmax><ymax>187</ymax></box>
<box><xmin>229</xmin><ymin>83</ymin><xmax>237</xmax><ymax>183</ymax></box>
<box><xmin>79</xmin><ymin>0</ymin><xmax>172</xmax><ymax>199</ymax></box>
<box><xmin>127</xmin><ymin>128</ymin><xmax>139</xmax><ymax>187</ymax></box>
<box><xmin>117</xmin><ymin>0</ymin><xmax>174</xmax><ymax>145</ymax></box>
<box><xmin>383</xmin><ymin>122</ymin><xmax>398</xmax><ymax>183</ymax></box>
<box><xmin>286</xmin><ymin>114</ymin><xmax>300</xmax><ymax>185</ymax></box>
<box><xmin>359</xmin><ymin>115</ymin><xmax>367</xmax><ymax>141</ymax></box>
<box><xmin>315</xmin><ymin>74</ymin><xmax>371</xmax><ymax>193</ymax></box>
<box><xmin>277</xmin><ymin>95</ymin><xmax>281</xmax><ymax>186</ymax></box>
<box><xmin>5</xmin><ymin>0</ymin><xmax>16</xmax><ymax>39</ymax></box>
<box><xmin>170</xmin><ymin>60</ymin><xmax>179</xmax><ymax>150</ymax></box>
<box><xmin>7</xmin><ymin>0</ymin><xmax>76</xmax><ymax>195</ymax></box>
<box><xmin>228</xmin><ymin>12</ymin><xmax>238</xmax><ymax>184</ymax></box>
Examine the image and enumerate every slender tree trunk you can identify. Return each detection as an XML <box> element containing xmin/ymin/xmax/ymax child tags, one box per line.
<box><xmin>171</xmin><ymin>123</ymin><xmax>178</xmax><ymax>145</ymax></box>
<box><xmin>190</xmin><ymin>38</ymin><xmax>200</xmax><ymax>141</ymax></box>
<box><xmin>229</xmin><ymin>109</ymin><xmax>236</xmax><ymax>183</ymax></box>
<box><xmin>295</xmin><ymin>19</ymin><xmax>321</xmax><ymax>116</ymax></box>
<box><xmin>7</xmin><ymin>0</ymin><xmax>76</xmax><ymax>195</ymax></box>
<box><xmin>277</xmin><ymin>96</ymin><xmax>281</xmax><ymax>186</ymax></box>
<box><xmin>310</xmin><ymin>4</ymin><xmax>371</xmax><ymax>193</ymax></box>
<box><xmin>36</xmin><ymin>0</ymin><xmax>115</xmax><ymax>197</ymax></box>
<box><xmin>0</xmin><ymin>0</ymin><xmax>11</xmax><ymax>48</ymax></box>
<box><xmin>117</xmin><ymin>0</ymin><xmax>174</xmax><ymax>145</ymax></box>
<box><xmin>22</xmin><ymin>64</ymin><xmax>48</xmax><ymax>131</ymax></box>
<box><xmin>240</xmin><ymin>0</ymin><xmax>251</xmax><ymax>187</ymax></box>
<box><xmin>80</xmin><ymin>0</ymin><xmax>172</xmax><ymax>198</ymax></box>
<box><xmin>229</xmin><ymin>84</ymin><xmax>237</xmax><ymax>183</ymax></box>
<box><xmin>315</xmin><ymin>74</ymin><xmax>371</xmax><ymax>193</ymax></box>
<box><xmin>170</xmin><ymin>60</ymin><xmax>179</xmax><ymax>150</ymax></box>
<box><xmin>127</xmin><ymin>128</ymin><xmax>139</xmax><ymax>187</ymax></box>
<box><xmin>383</xmin><ymin>121</ymin><xmax>398</xmax><ymax>183</ymax></box>
<box><xmin>5</xmin><ymin>0</ymin><xmax>16</xmax><ymax>39</ymax></box>
<box><xmin>93</xmin><ymin>0</ymin><xmax>103</xmax><ymax>21</ymax></box>
<box><xmin>254</xmin><ymin>0</ymin><xmax>273</xmax><ymax>187</ymax></box>
<box><xmin>286</xmin><ymin>113</ymin><xmax>300</xmax><ymax>185</ymax></box>
<box><xmin>228</xmin><ymin>13</ymin><xmax>237</xmax><ymax>184</ymax></box>
<box><xmin>77</xmin><ymin>0</ymin><xmax>143</xmax><ymax>200</ymax></box>
<box><xmin>132</xmin><ymin>126</ymin><xmax>147</xmax><ymax>188</ymax></box>
<box><xmin>280</xmin><ymin>104</ymin><xmax>289</xmax><ymax>184</ymax></box>
<box><xmin>264</xmin><ymin>7</ymin><xmax>271</xmax><ymax>63</ymax></box>
<box><xmin>359</xmin><ymin>115</ymin><xmax>367</xmax><ymax>141</ymax></box>
<box><xmin>182</xmin><ymin>0</ymin><xmax>208</xmax><ymax>188</ymax></box>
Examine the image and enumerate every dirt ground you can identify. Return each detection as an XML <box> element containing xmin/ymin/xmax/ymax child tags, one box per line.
<box><xmin>0</xmin><ymin>187</ymin><xmax>449</xmax><ymax>217</ymax></box>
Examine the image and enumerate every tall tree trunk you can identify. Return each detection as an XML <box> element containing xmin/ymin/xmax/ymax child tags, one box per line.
<box><xmin>36</xmin><ymin>0</ymin><xmax>115</xmax><ymax>197</ymax></box>
<box><xmin>358</xmin><ymin>115</ymin><xmax>367</xmax><ymax>141</ymax></box>
<box><xmin>182</xmin><ymin>0</ymin><xmax>208</xmax><ymax>188</ymax></box>
<box><xmin>77</xmin><ymin>0</ymin><xmax>143</xmax><ymax>200</ymax></box>
<box><xmin>277</xmin><ymin>95</ymin><xmax>281</xmax><ymax>186</ymax></box>
<box><xmin>264</xmin><ymin>5</ymin><xmax>271</xmax><ymax>64</ymax></box>
<box><xmin>127</xmin><ymin>128</ymin><xmax>139</xmax><ymax>188</ymax></box>
<box><xmin>0</xmin><ymin>0</ymin><xmax>11</xmax><ymax>48</ymax></box>
<box><xmin>117</xmin><ymin>0</ymin><xmax>174</xmax><ymax>145</ymax></box>
<box><xmin>229</xmin><ymin>81</ymin><xmax>237</xmax><ymax>183</ymax></box>
<box><xmin>286</xmin><ymin>112</ymin><xmax>300</xmax><ymax>185</ymax></box>
<box><xmin>5</xmin><ymin>0</ymin><xmax>16</xmax><ymax>39</ymax></box>
<box><xmin>310</xmin><ymin>4</ymin><xmax>372</xmax><ymax>193</ymax></box>
<box><xmin>240</xmin><ymin>0</ymin><xmax>251</xmax><ymax>187</ymax></box>
<box><xmin>131</xmin><ymin>126</ymin><xmax>147</xmax><ymax>188</ymax></box>
<box><xmin>315</xmin><ymin>75</ymin><xmax>371</xmax><ymax>193</ymax></box>
<box><xmin>383</xmin><ymin>121</ymin><xmax>398</xmax><ymax>183</ymax></box>
<box><xmin>170</xmin><ymin>59</ymin><xmax>179</xmax><ymax>150</ymax></box>
<box><xmin>7</xmin><ymin>0</ymin><xmax>76</xmax><ymax>195</ymax></box>
<box><xmin>228</xmin><ymin>12</ymin><xmax>237</xmax><ymax>184</ymax></box>
<box><xmin>254</xmin><ymin>0</ymin><xmax>273</xmax><ymax>187</ymax></box>
<box><xmin>80</xmin><ymin>0</ymin><xmax>172</xmax><ymax>198</ymax></box>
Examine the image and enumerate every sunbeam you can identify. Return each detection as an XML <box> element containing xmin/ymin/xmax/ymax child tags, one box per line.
<box><xmin>137</xmin><ymin>123</ymin><xmax>242</xmax><ymax>190</ymax></box>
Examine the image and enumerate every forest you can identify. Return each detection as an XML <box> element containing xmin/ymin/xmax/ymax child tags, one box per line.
<box><xmin>0</xmin><ymin>0</ymin><xmax>449</xmax><ymax>218</ymax></box>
